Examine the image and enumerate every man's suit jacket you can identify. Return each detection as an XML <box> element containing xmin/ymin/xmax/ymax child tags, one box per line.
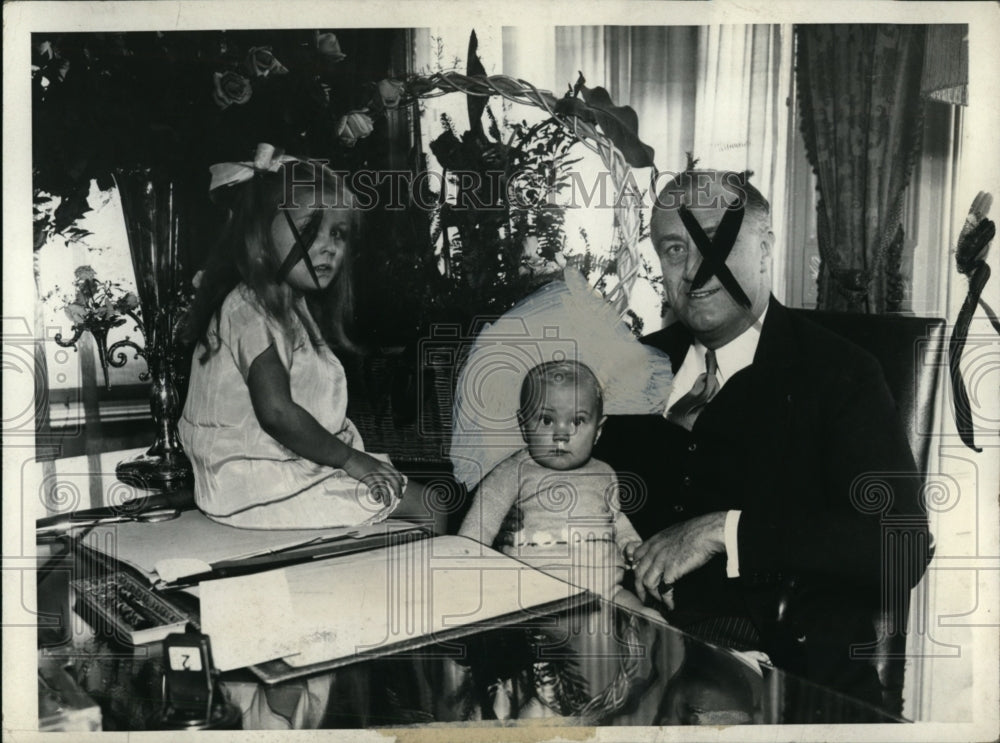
<box><xmin>595</xmin><ymin>297</ymin><xmax>932</xmax><ymax>702</ymax></box>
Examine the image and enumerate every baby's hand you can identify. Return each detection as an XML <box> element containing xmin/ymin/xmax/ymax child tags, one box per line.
<box><xmin>343</xmin><ymin>451</ymin><xmax>405</xmax><ymax>506</ymax></box>
<box><xmin>623</xmin><ymin>540</ymin><xmax>641</xmax><ymax>569</ymax></box>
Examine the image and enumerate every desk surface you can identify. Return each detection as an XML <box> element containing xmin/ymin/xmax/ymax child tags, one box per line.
<box><xmin>38</xmin><ymin>533</ymin><xmax>903</xmax><ymax>730</ymax></box>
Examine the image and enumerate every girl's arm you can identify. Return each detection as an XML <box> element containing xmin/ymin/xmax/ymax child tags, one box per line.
<box><xmin>247</xmin><ymin>344</ymin><xmax>404</xmax><ymax>502</ymax></box>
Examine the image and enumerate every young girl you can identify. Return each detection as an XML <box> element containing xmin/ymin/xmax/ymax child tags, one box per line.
<box><xmin>458</xmin><ymin>360</ymin><xmax>646</xmax><ymax>610</ymax></box>
<box><xmin>179</xmin><ymin>146</ymin><xmax>420</xmax><ymax>529</ymax></box>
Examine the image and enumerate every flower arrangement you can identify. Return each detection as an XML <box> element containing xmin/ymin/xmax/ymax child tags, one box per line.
<box><xmin>50</xmin><ymin>265</ymin><xmax>142</xmax><ymax>390</ymax></box>
<box><xmin>47</xmin><ymin>262</ymin><xmax>200</xmax><ymax>392</ymax></box>
<box><xmin>58</xmin><ymin>265</ymin><xmax>140</xmax><ymax>327</ymax></box>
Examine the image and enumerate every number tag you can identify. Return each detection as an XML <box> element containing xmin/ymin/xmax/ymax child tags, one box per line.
<box><xmin>162</xmin><ymin>632</ymin><xmax>214</xmax><ymax>720</ymax></box>
<box><xmin>168</xmin><ymin>646</ymin><xmax>204</xmax><ymax>672</ymax></box>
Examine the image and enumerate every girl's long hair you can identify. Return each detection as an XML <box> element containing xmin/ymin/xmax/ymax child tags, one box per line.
<box><xmin>185</xmin><ymin>160</ymin><xmax>360</xmax><ymax>361</ymax></box>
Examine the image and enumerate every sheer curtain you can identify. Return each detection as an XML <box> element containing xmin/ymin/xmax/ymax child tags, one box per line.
<box><xmin>554</xmin><ymin>27</ymin><xmax>700</xmax><ymax>177</ymax></box>
<box><xmin>694</xmin><ymin>25</ymin><xmax>792</xmax><ymax>300</ymax></box>
<box><xmin>411</xmin><ymin>24</ymin><xmax>793</xmax><ymax>323</ymax></box>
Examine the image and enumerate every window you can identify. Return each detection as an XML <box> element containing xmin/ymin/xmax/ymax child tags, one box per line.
<box><xmin>35</xmin><ymin>183</ymin><xmax>151</xmax><ymax>459</ymax></box>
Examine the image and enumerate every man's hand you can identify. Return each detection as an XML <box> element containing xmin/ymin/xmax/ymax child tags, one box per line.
<box><xmin>633</xmin><ymin>511</ymin><xmax>727</xmax><ymax>609</ymax></box>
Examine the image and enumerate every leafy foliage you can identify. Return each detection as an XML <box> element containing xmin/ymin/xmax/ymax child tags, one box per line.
<box><xmin>556</xmin><ymin>72</ymin><xmax>656</xmax><ymax>168</ymax></box>
<box><xmin>414</xmin><ymin>53</ymin><xmax>660</xmax><ymax>332</ymax></box>
<box><xmin>423</xmin><ymin>110</ymin><xmax>581</xmax><ymax>325</ymax></box>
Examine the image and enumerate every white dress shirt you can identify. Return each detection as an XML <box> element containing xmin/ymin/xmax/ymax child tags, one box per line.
<box><xmin>664</xmin><ymin>308</ymin><xmax>768</xmax><ymax>578</ymax></box>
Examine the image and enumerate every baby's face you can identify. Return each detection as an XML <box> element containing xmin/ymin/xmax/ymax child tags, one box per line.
<box><xmin>520</xmin><ymin>381</ymin><xmax>605</xmax><ymax>471</ymax></box>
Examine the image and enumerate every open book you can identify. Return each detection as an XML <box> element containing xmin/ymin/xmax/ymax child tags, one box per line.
<box><xmin>198</xmin><ymin>535</ymin><xmax>592</xmax><ymax>683</ymax></box>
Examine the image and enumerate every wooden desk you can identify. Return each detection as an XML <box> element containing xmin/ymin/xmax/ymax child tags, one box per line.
<box><xmin>37</xmin><ymin>534</ymin><xmax>905</xmax><ymax>730</ymax></box>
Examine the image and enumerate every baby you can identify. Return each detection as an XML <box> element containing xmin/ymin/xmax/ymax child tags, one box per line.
<box><xmin>458</xmin><ymin>360</ymin><xmax>645</xmax><ymax>610</ymax></box>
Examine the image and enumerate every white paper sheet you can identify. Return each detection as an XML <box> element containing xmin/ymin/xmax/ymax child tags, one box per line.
<box><xmin>196</xmin><ymin>535</ymin><xmax>585</xmax><ymax>671</ymax></box>
<box><xmin>199</xmin><ymin>568</ymin><xmax>301</xmax><ymax>671</ymax></box>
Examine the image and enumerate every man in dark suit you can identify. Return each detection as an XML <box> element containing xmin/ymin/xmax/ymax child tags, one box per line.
<box><xmin>594</xmin><ymin>169</ymin><xmax>931</xmax><ymax>707</ymax></box>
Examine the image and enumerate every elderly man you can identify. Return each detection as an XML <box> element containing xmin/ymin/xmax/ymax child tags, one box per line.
<box><xmin>594</xmin><ymin>169</ymin><xmax>931</xmax><ymax>706</ymax></box>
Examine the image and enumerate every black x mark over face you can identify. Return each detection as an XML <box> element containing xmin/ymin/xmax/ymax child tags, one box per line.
<box><xmin>677</xmin><ymin>202</ymin><xmax>753</xmax><ymax>311</ymax></box>
<box><xmin>270</xmin><ymin>204</ymin><xmax>351</xmax><ymax>294</ymax></box>
<box><xmin>277</xmin><ymin>210</ymin><xmax>321</xmax><ymax>289</ymax></box>
<box><xmin>653</xmin><ymin>193</ymin><xmax>771</xmax><ymax>349</ymax></box>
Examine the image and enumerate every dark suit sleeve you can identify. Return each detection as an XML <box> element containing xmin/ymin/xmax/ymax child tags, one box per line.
<box><xmin>736</xmin><ymin>352</ymin><xmax>932</xmax><ymax>591</ymax></box>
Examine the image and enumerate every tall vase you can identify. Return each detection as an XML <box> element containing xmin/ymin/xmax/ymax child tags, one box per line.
<box><xmin>113</xmin><ymin>166</ymin><xmax>193</xmax><ymax>490</ymax></box>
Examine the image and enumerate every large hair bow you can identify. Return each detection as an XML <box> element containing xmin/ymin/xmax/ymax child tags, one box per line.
<box><xmin>208</xmin><ymin>143</ymin><xmax>321</xmax><ymax>287</ymax></box>
<box><xmin>208</xmin><ymin>143</ymin><xmax>299</xmax><ymax>191</ymax></box>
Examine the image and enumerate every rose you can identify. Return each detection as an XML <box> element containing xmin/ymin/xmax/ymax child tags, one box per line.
<box><xmin>71</xmin><ymin>266</ymin><xmax>99</xmax><ymax>305</ymax></box>
<box><xmin>116</xmin><ymin>292</ymin><xmax>140</xmax><ymax>312</ymax></box>
<box><xmin>212</xmin><ymin>71</ymin><xmax>252</xmax><ymax>109</ymax></box>
<box><xmin>316</xmin><ymin>32</ymin><xmax>346</xmax><ymax>61</ymax></box>
<box><xmin>74</xmin><ymin>265</ymin><xmax>97</xmax><ymax>282</ymax></box>
<box><xmin>95</xmin><ymin>297</ymin><xmax>116</xmax><ymax>320</ymax></box>
<box><xmin>376</xmin><ymin>79</ymin><xmax>405</xmax><ymax>109</ymax></box>
<box><xmin>336</xmin><ymin>111</ymin><xmax>374</xmax><ymax>147</ymax></box>
<box><xmin>245</xmin><ymin>46</ymin><xmax>288</xmax><ymax>78</ymax></box>
<box><xmin>64</xmin><ymin>302</ymin><xmax>87</xmax><ymax>324</ymax></box>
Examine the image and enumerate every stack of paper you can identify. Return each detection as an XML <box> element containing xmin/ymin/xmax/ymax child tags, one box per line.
<box><xmin>199</xmin><ymin>535</ymin><xmax>588</xmax><ymax>677</ymax></box>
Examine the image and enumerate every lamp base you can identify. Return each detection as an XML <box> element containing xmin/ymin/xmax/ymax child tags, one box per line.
<box><xmin>116</xmin><ymin>450</ymin><xmax>193</xmax><ymax>491</ymax></box>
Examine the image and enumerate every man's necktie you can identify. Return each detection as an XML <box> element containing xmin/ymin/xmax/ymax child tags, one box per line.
<box><xmin>667</xmin><ymin>349</ymin><xmax>720</xmax><ymax>430</ymax></box>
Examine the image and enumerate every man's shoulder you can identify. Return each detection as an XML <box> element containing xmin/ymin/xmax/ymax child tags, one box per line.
<box><xmin>639</xmin><ymin>321</ymin><xmax>690</xmax><ymax>363</ymax></box>
<box><xmin>636</xmin><ymin>300</ymin><xmax>885</xmax><ymax>381</ymax></box>
<box><xmin>776</xmin><ymin>304</ymin><xmax>884</xmax><ymax>378</ymax></box>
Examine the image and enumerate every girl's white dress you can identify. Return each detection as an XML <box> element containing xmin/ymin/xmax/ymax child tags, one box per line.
<box><xmin>178</xmin><ymin>284</ymin><xmax>400</xmax><ymax>529</ymax></box>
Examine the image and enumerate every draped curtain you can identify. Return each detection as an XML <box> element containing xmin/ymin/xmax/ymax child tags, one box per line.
<box><xmin>796</xmin><ymin>25</ymin><xmax>928</xmax><ymax>313</ymax></box>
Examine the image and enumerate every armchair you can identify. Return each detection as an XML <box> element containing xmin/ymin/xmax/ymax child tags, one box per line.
<box><xmin>785</xmin><ymin>309</ymin><xmax>945</xmax><ymax>716</ymax></box>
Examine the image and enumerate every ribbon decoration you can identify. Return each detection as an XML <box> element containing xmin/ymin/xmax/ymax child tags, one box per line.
<box><xmin>208</xmin><ymin>143</ymin><xmax>299</xmax><ymax>192</ymax></box>
<box><xmin>677</xmin><ymin>202</ymin><xmax>753</xmax><ymax>311</ymax></box>
<box><xmin>949</xmin><ymin>191</ymin><xmax>996</xmax><ymax>453</ymax></box>
<box><xmin>207</xmin><ymin>143</ymin><xmax>323</xmax><ymax>288</ymax></box>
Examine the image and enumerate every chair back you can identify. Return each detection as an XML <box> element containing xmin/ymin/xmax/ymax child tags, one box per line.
<box><xmin>789</xmin><ymin>309</ymin><xmax>945</xmax><ymax>715</ymax></box>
